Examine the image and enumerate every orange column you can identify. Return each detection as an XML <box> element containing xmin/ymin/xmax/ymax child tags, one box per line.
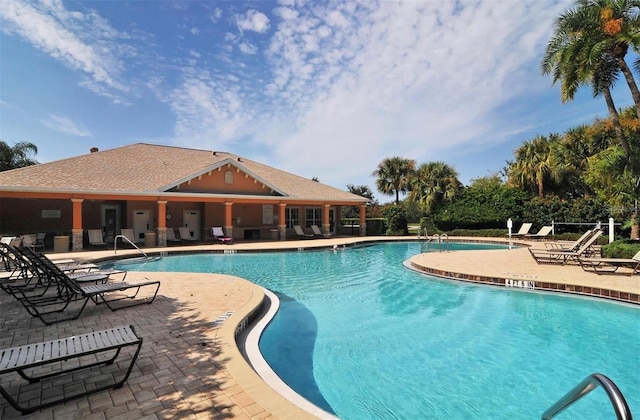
<box><xmin>224</xmin><ymin>202</ymin><xmax>233</xmax><ymax>238</ymax></box>
<box><xmin>157</xmin><ymin>201</ymin><xmax>167</xmax><ymax>247</ymax></box>
<box><xmin>322</xmin><ymin>204</ymin><xmax>331</xmax><ymax>235</ymax></box>
<box><xmin>278</xmin><ymin>203</ymin><xmax>287</xmax><ymax>240</ymax></box>
<box><xmin>359</xmin><ymin>204</ymin><xmax>367</xmax><ymax>236</ymax></box>
<box><xmin>71</xmin><ymin>198</ymin><xmax>84</xmax><ymax>251</ymax></box>
<box><xmin>157</xmin><ymin>201</ymin><xmax>167</xmax><ymax>228</ymax></box>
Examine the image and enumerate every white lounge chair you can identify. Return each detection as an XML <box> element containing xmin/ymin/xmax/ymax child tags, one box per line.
<box><xmin>311</xmin><ymin>225</ymin><xmax>333</xmax><ymax>237</ymax></box>
<box><xmin>178</xmin><ymin>227</ymin><xmax>197</xmax><ymax>241</ymax></box>
<box><xmin>579</xmin><ymin>250</ymin><xmax>640</xmax><ymax>275</ymax></box>
<box><xmin>211</xmin><ymin>227</ymin><xmax>232</xmax><ymax>244</ymax></box>
<box><xmin>523</xmin><ymin>226</ymin><xmax>553</xmax><ymax>240</ymax></box>
<box><xmin>294</xmin><ymin>225</ymin><xmax>314</xmax><ymax>239</ymax></box>
<box><xmin>510</xmin><ymin>222</ymin><xmax>533</xmax><ymax>238</ymax></box>
<box><xmin>166</xmin><ymin>228</ymin><xmax>181</xmax><ymax>243</ymax></box>
<box><xmin>120</xmin><ymin>228</ymin><xmax>143</xmax><ymax>245</ymax></box>
<box><xmin>88</xmin><ymin>229</ymin><xmax>107</xmax><ymax>248</ymax></box>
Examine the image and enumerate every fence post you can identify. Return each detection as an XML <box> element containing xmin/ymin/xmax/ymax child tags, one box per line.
<box><xmin>609</xmin><ymin>217</ymin><xmax>615</xmax><ymax>243</ymax></box>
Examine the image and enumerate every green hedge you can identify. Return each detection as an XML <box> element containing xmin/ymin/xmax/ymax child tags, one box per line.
<box><xmin>601</xmin><ymin>240</ymin><xmax>640</xmax><ymax>258</ymax></box>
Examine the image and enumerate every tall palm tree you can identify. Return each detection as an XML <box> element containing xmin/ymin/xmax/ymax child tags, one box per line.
<box><xmin>542</xmin><ymin>0</ymin><xmax>640</xmax><ymax>119</ymax></box>
<box><xmin>372</xmin><ymin>157</ymin><xmax>416</xmax><ymax>204</ymax></box>
<box><xmin>0</xmin><ymin>141</ymin><xmax>38</xmax><ymax>171</ymax></box>
<box><xmin>508</xmin><ymin>135</ymin><xmax>557</xmax><ymax>197</ymax></box>
<box><xmin>408</xmin><ymin>161</ymin><xmax>461</xmax><ymax>212</ymax></box>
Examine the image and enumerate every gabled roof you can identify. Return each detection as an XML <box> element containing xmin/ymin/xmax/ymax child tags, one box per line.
<box><xmin>0</xmin><ymin>143</ymin><xmax>367</xmax><ymax>203</ymax></box>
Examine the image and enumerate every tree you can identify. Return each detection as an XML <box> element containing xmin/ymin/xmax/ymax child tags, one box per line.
<box><xmin>0</xmin><ymin>141</ymin><xmax>38</xmax><ymax>171</ymax></box>
<box><xmin>372</xmin><ymin>157</ymin><xmax>416</xmax><ymax>204</ymax></box>
<box><xmin>542</xmin><ymin>0</ymin><xmax>640</xmax><ymax>119</ymax></box>
<box><xmin>408</xmin><ymin>161</ymin><xmax>462</xmax><ymax>212</ymax></box>
<box><xmin>346</xmin><ymin>184</ymin><xmax>376</xmax><ymax>202</ymax></box>
<box><xmin>584</xmin><ymin>145</ymin><xmax>640</xmax><ymax>237</ymax></box>
<box><xmin>508</xmin><ymin>135</ymin><xmax>558</xmax><ymax>197</ymax></box>
<box><xmin>541</xmin><ymin>0</ymin><xmax>640</xmax><ymax>157</ymax></box>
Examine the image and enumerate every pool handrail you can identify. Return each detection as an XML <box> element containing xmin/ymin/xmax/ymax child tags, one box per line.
<box><xmin>114</xmin><ymin>234</ymin><xmax>149</xmax><ymax>260</ymax></box>
<box><xmin>541</xmin><ymin>373</ymin><xmax>632</xmax><ymax>420</ymax></box>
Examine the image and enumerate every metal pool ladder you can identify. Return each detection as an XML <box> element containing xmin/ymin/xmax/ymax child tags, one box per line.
<box><xmin>113</xmin><ymin>234</ymin><xmax>150</xmax><ymax>260</ymax></box>
<box><xmin>541</xmin><ymin>373</ymin><xmax>632</xmax><ymax>419</ymax></box>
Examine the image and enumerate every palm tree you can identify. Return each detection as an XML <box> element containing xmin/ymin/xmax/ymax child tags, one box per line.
<box><xmin>508</xmin><ymin>135</ymin><xmax>557</xmax><ymax>197</ymax></box>
<box><xmin>542</xmin><ymin>0</ymin><xmax>640</xmax><ymax>119</ymax></box>
<box><xmin>372</xmin><ymin>157</ymin><xmax>416</xmax><ymax>204</ymax></box>
<box><xmin>0</xmin><ymin>141</ymin><xmax>38</xmax><ymax>171</ymax></box>
<box><xmin>408</xmin><ymin>161</ymin><xmax>461</xmax><ymax>212</ymax></box>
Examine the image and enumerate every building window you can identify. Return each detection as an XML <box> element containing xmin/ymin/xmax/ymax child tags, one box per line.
<box><xmin>224</xmin><ymin>170</ymin><xmax>233</xmax><ymax>184</ymax></box>
<box><xmin>305</xmin><ymin>207</ymin><xmax>322</xmax><ymax>228</ymax></box>
<box><xmin>285</xmin><ymin>207</ymin><xmax>299</xmax><ymax>228</ymax></box>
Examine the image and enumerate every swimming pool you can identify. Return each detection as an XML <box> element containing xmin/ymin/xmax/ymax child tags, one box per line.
<box><xmin>114</xmin><ymin>242</ymin><xmax>640</xmax><ymax>419</ymax></box>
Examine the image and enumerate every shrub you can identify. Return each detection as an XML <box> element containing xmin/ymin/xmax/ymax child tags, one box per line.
<box><xmin>382</xmin><ymin>205</ymin><xmax>408</xmax><ymax>236</ymax></box>
<box><xmin>601</xmin><ymin>240</ymin><xmax>640</xmax><ymax>258</ymax></box>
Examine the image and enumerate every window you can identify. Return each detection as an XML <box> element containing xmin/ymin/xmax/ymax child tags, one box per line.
<box><xmin>285</xmin><ymin>207</ymin><xmax>299</xmax><ymax>228</ymax></box>
<box><xmin>305</xmin><ymin>207</ymin><xmax>322</xmax><ymax>228</ymax></box>
<box><xmin>224</xmin><ymin>170</ymin><xmax>233</xmax><ymax>184</ymax></box>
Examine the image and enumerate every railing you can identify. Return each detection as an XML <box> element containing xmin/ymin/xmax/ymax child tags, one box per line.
<box><xmin>541</xmin><ymin>373</ymin><xmax>632</xmax><ymax>420</ymax></box>
<box><xmin>113</xmin><ymin>235</ymin><xmax>149</xmax><ymax>260</ymax></box>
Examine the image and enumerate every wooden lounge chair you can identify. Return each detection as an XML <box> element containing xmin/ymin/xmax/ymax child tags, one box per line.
<box><xmin>0</xmin><ymin>325</ymin><xmax>142</xmax><ymax>415</ymax></box>
<box><xmin>579</xmin><ymin>250</ymin><xmax>640</xmax><ymax>275</ymax></box>
<box><xmin>311</xmin><ymin>225</ymin><xmax>333</xmax><ymax>237</ymax></box>
<box><xmin>211</xmin><ymin>227</ymin><xmax>232</xmax><ymax>244</ymax></box>
<box><xmin>294</xmin><ymin>225</ymin><xmax>314</xmax><ymax>239</ymax></box>
<box><xmin>524</xmin><ymin>225</ymin><xmax>553</xmax><ymax>240</ymax></box>
<box><xmin>528</xmin><ymin>229</ymin><xmax>602</xmax><ymax>265</ymax></box>
<box><xmin>88</xmin><ymin>229</ymin><xmax>107</xmax><ymax>248</ymax></box>
<box><xmin>178</xmin><ymin>227</ymin><xmax>197</xmax><ymax>241</ymax></box>
<box><xmin>510</xmin><ymin>222</ymin><xmax>533</xmax><ymax>238</ymax></box>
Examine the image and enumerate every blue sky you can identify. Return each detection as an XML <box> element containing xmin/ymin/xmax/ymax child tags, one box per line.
<box><xmin>0</xmin><ymin>0</ymin><xmax>636</xmax><ymax>202</ymax></box>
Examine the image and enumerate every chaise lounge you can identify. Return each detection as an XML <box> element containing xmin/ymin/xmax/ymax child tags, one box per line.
<box><xmin>579</xmin><ymin>250</ymin><xmax>640</xmax><ymax>275</ymax></box>
<box><xmin>211</xmin><ymin>227</ymin><xmax>233</xmax><ymax>244</ymax></box>
<box><xmin>528</xmin><ymin>229</ymin><xmax>602</xmax><ymax>264</ymax></box>
<box><xmin>0</xmin><ymin>325</ymin><xmax>142</xmax><ymax>414</ymax></box>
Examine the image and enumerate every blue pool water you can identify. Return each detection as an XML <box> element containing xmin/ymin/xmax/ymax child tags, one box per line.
<box><xmin>114</xmin><ymin>242</ymin><xmax>640</xmax><ymax>419</ymax></box>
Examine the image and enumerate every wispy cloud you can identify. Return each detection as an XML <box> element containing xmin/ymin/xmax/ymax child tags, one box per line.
<box><xmin>236</xmin><ymin>10</ymin><xmax>270</xmax><ymax>33</ymax></box>
<box><xmin>166</xmin><ymin>0</ymin><xmax>569</xmax><ymax>187</ymax></box>
<box><xmin>0</xmin><ymin>0</ymin><xmax>132</xmax><ymax>102</ymax></box>
<box><xmin>41</xmin><ymin>114</ymin><xmax>91</xmax><ymax>137</ymax></box>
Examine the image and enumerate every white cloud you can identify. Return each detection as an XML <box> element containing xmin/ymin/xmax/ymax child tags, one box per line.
<box><xmin>41</xmin><ymin>114</ymin><xmax>91</xmax><ymax>137</ymax></box>
<box><xmin>0</xmin><ymin>0</ymin><xmax>131</xmax><ymax>101</ymax></box>
<box><xmin>237</xmin><ymin>10</ymin><xmax>270</xmax><ymax>33</ymax></box>
<box><xmin>238</xmin><ymin>41</ymin><xmax>258</xmax><ymax>55</ymax></box>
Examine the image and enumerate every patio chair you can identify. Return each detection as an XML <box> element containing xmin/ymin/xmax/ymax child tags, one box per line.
<box><xmin>120</xmin><ymin>228</ymin><xmax>143</xmax><ymax>245</ymax></box>
<box><xmin>88</xmin><ymin>229</ymin><xmax>108</xmax><ymax>248</ymax></box>
<box><xmin>178</xmin><ymin>227</ymin><xmax>197</xmax><ymax>241</ymax></box>
<box><xmin>523</xmin><ymin>225</ymin><xmax>553</xmax><ymax>240</ymax></box>
<box><xmin>0</xmin><ymin>325</ymin><xmax>142</xmax><ymax>415</ymax></box>
<box><xmin>9</xmin><ymin>251</ymin><xmax>160</xmax><ymax>325</ymax></box>
<box><xmin>311</xmin><ymin>225</ymin><xmax>333</xmax><ymax>237</ymax></box>
<box><xmin>528</xmin><ymin>229</ymin><xmax>603</xmax><ymax>265</ymax></box>
<box><xmin>211</xmin><ymin>227</ymin><xmax>232</xmax><ymax>244</ymax></box>
<box><xmin>510</xmin><ymin>222</ymin><xmax>533</xmax><ymax>238</ymax></box>
<box><xmin>579</xmin><ymin>250</ymin><xmax>640</xmax><ymax>275</ymax></box>
<box><xmin>294</xmin><ymin>225</ymin><xmax>314</xmax><ymax>239</ymax></box>
<box><xmin>166</xmin><ymin>227</ymin><xmax>181</xmax><ymax>244</ymax></box>
<box><xmin>544</xmin><ymin>228</ymin><xmax>598</xmax><ymax>252</ymax></box>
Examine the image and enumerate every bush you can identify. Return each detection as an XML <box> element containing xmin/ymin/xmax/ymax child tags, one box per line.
<box><xmin>601</xmin><ymin>239</ymin><xmax>640</xmax><ymax>258</ymax></box>
<box><xmin>382</xmin><ymin>206</ymin><xmax>408</xmax><ymax>236</ymax></box>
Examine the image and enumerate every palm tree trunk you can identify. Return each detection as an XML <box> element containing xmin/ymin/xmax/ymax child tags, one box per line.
<box><xmin>603</xmin><ymin>88</ymin><xmax>632</xmax><ymax>158</ymax></box>
<box><xmin>617</xmin><ymin>58</ymin><xmax>640</xmax><ymax>120</ymax></box>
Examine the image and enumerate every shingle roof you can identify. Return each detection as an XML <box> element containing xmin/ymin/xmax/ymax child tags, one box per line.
<box><xmin>0</xmin><ymin>143</ymin><xmax>366</xmax><ymax>203</ymax></box>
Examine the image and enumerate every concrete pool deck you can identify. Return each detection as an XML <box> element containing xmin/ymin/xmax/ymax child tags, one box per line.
<box><xmin>1</xmin><ymin>236</ymin><xmax>638</xmax><ymax>419</ymax></box>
